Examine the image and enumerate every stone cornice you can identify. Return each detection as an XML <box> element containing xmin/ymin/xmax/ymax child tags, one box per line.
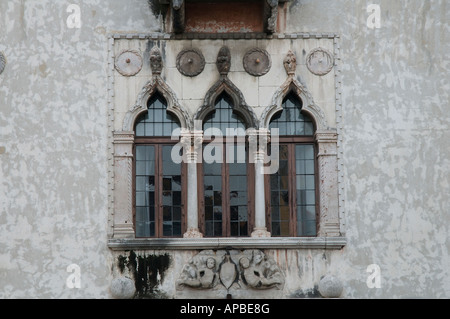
<box><xmin>107</xmin><ymin>237</ymin><xmax>347</xmax><ymax>250</ymax></box>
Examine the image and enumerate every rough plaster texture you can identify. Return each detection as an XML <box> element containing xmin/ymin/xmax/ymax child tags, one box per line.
<box><xmin>0</xmin><ymin>0</ymin><xmax>449</xmax><ymax>298</ymax></box>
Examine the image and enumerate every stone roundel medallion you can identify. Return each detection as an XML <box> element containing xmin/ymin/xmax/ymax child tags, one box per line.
<box><xmin>306</xmin><ymin>47</ymin><xmax>334</xmax><ymax>76</ymax></box>
<box><xmin>176</xmin><ymin>48</ymin><xmax>205</xmax><ymax>77</ymax></box>
<box><xmin>115</xmin><ymin>50</ymin><xmax>143</xmax><ymax>77</ymax></box>
<box><xmin>243</xmin><ymin>48</ymin><xmax>271</xmax><ymax>77</ymax></box>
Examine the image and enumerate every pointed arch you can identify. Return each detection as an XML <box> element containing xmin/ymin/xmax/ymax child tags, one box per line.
<box><xmin>195</xmin><ymin>76</ymin><xmax>258</xmax><ymax>129</ymax></box>
<box><xmin>260</xmin><ymin>77</ymin><xmax>328</xmax><ymax>131</ymax></box>
<box><xmin>122</xmin><ymin>76</ymin><xmax>192</xmax><ymax>131</ymax></box>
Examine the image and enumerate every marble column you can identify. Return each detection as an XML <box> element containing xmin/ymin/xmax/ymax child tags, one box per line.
<box><xmin>251</xmin><ymin>130</ymin><xmax>271</xmax><ymax>238</ymax></box>
<box><xmin>183</xmin><ymin>131</ymin><xmax>203</xmax><ymax>238</ymax></box>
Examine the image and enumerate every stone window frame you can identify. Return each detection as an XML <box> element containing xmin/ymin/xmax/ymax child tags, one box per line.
<box><xmin>107</xmin><ymin>33</ymin><xmax>346</xmax><ymax>250</ymax></box>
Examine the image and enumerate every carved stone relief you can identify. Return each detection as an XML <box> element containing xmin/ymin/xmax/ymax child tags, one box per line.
<box><xmin>243</xmin><ymin>48</ymin><xmax>271</xmax><ymax>77</ymax></box>
<box><xmin>176</xmin><ymin>48</ymin><xmax>205</xmax><ymax>77</ymax></box>
<box><xmin>283</xmin><ymin>50</ymin><xmax>297</xmax><ymax>76</ymax></box>
<box><xmin>114</xmin><ymin>50</ymin><xmax>143</xmax><ymax>77</ymax></box>
<box><xmin>216</xmin><ymin>46</ymin><xmax>231</xmax><ymax>76</ymax></box>
<box><xmin>176</xmin><ymin>250</ymin><xmax>284</xmax><ymax>292</ymax></box>
<box><xmin>306</xmin><ymin>47</ymin><xmax>334</xmax><ymax>76</ymax></box>
<box><xmin>149</xmin><ymin>46</ymin><xmax>163</xmax><ymax>75</ymax></box>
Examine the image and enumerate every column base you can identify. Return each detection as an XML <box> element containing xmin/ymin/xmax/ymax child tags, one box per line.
<box><xmin>113</xmin><ymin>223</ymin><xmax>135</xmax><ymax>238</ymax></box>
<box><xmin>251</xmin><ymin>228</ymin><xmax>271</xmax><ymax>238</ymax></box>
<box><xmin>183</xmin><ymin>228</ymin><xmax>204</xmax><ymax>238</ymax></box>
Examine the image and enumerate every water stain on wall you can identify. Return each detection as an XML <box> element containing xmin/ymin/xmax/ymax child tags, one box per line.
<box><xmin>117</xmin><ymin>251</ymin><xmax>172</xmax><ymax>299</ymax></box>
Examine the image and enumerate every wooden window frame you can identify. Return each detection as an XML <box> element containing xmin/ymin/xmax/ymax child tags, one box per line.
<box><xmin>197</xmin><ymin>137</ymin><xmax>255</xmax><ymax>237</ymax></box>
<box><xmin>264</xmin><ymin>136</ymin><xmax>319</xmax><ymax>237</ymax></box>
<box><xmin>133</xmin><ymin>138</ymin><xmax>187</xmax><ymax>238</ymax></box>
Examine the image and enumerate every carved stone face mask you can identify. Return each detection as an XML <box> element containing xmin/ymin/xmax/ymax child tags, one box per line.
<box><xmin>216</xmin><ymin>46</ymin><xmax>231</xmax><ymax>75</ymax></box>
<box><xmin>150</xmin><ymin>46</ymin><xmax>163</xmax><ymax>75</ymax></box>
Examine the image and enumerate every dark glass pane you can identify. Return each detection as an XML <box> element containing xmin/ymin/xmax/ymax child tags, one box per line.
<box><xmin>148</xmin><ymin>176</ymin><xmax>155</xmax><ymax>191</ymax></box>
<box><xmin>173</xmin><ymin>222</ymin><xmax>181</xmax><ymax>236</ymax></box>
<box><xmin>149</xmin><ymin>222</ymin><xmax>155</xmax><ymax>236</ymax></box>
<box><xmin>205</xmin><ymin>222</ymin><xmax>213</xmax><ymax>237</ymax></box>
<box><xmin>230</xmin><ymin>206</ymin><xmax>239</xmax><ymax>221</ymax></box>
<box><xmin>271</xmin><ymin>206</ymin><xmax>280</xmax><ymax>221</ymax></box>
<box><xmin>205</xmin><ymin>206</ymin><xmax>213</xmax><ymax>220</ymax></box>
<box><xmin>279</xmin><ymin>145</ymin><xmax>289</xmax><ymax>160</ymax></box>
<box><xmin>213</xmin><ymin>207</ymin><xmax>222</xmax><ymax>220</ymax></box>
<box><xmin>240</xmin><ymin>222</ymin><xmax>248</xmax><ymax>236</ymax></box>
<box><xmin>279</xmin><ymin>160</ymin><xmax>288</xmax><ymax>176</ymax></box>
<box><xmin>149</xmin><ymin>191</ymin><xmax>155</xmax><ymax>206</ymax></box>
<box><xmin>271</xmin><ymin>222</ymin><xmax>280</xmax><ymax>236</ymax></box>
<box><xmin>204</xmin><ymin>191</ymin><xmax>213</xmax><ymax>206</ymax></box>
<box><xmin>271</xmin><ymin>191</ymin><xmax>279</xmax><ymax>206</ymax></box>
<box><xmin>280</xmin><ymin>221</ymin><xmax>289</xmax><ymax>236</ymax></box>
<box><xmin>214</xmin><ymin>191</ymin><xmax>222</xmax><ymax>206</ymax></box>
<box><xmin>173</xmin><ymin>207</ymin><xmax>181</xmax><ymax>221</ymax></box>
<box><xmin>270</xmin><ymin>175</ymin><xmax>279</xmax><ymax>190</ymax></box>
<box><xmin>162</xmin><ymin>191</ymin><xmax>172</xmax><ymax>205</ymax></box>
<box><xmin>214</xmin><ymin>222</ymin><xmax>222</xmax><ymax>237</ymax></box>
<box><xmin>230</xmin><ymin>222</ymin><xmax>238</xmax><ymax>237</ymax></box>
<box><xmin>173</xmin><ymin>191</ymin><xmax>181</xmax><ymax>206</ymax></box>
<box><xmin>163</xmin><ymin>223</ymin><xmax>172</xmax><ymax>236</ymax></box>
<box><xmin>163</xmin><ymin>206</ymin><xmax>171</xmax><ymax>221</ymax></box>
<box><xmin>163</xmin><ymin>178</ymin><xmax>172</xmax><ymax>191</ymax></box>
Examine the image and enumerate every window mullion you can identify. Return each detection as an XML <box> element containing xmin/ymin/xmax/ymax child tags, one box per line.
<box><xmin>223</xmin><ymin>144</ymin><xmax>230</xmax><ymax>237</ymax></box>
<box><xmin>289</xmin><ymin>143</ymin><xmax>297</xmax><ymax>237</ymax></box>
<box><xmin>156</xmin><ymin>144</ymin><xmax>163</xmax><ymax>238</ymax></box>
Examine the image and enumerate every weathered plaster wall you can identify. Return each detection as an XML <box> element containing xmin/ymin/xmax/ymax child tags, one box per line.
<box><xmin>0</xmin><ymin>0</ymin><xmax>449</xmax><ymax>298</ymax></box>
<box><xmin>286</xmin><ymin>0</ymin><xmax>450</xmax><ymax>298</ymax></box>
<box><xmin>0</xmin><ymin>0</ymin><xmax>160</xmax><ymax>298</ymax></box>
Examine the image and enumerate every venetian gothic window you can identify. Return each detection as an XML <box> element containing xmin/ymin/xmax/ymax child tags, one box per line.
<box><xmin>198</xmin><ymin>93</ymin><xmax>254</xmax><ymax>237</ymax></box>
<box><xmin>267</xmin><ymin>93</ymin><xmax>318</xmax><ymax>237</ymax></box>
<box><xmin>133</xmin><ymin>92</ymin><xmax>186</xmax><ymax>238</ymax></box>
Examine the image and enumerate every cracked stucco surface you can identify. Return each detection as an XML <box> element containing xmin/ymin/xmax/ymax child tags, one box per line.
<box><xmin>0</xmin><ymin>0</ymin><xmax>449</xmax><ymax>298</ymax></box>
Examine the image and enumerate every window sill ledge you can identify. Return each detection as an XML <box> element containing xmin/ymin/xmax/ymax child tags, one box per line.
<box><xmin>107</xmin><ymin>237</ymin><xmax>346</xmax><ymax>250</ymax></box>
